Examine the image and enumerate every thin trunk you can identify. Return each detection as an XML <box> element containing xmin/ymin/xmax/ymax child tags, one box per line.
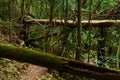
<box><xmin>49</xmin><ymin>0</ymin><xmax>55</xmax><ymax>23</ymax></box>
<box><xmin>21</xmin><ymin>0</ymin><xmax>25</xmax><ymax>16</ymax></box>
<box><xmin>45</xmin><ymin>0</ymin><xmax>55</xmax><ymax>53</ymax></box>
<box><xmin>65</xmin><ymin>0</ymin><xmax>68</xmax><ymax>23</ymax></box>
<box><xmin>60</xmin><ymin>0</ymin><xmax>69</xmax><ymax>57</ymax></box>
<box><xmin>76</xmin><ymin>0</ymin><xmax>82</xmax><ymax>61</ymax></box>
<box><xmin>8</xmin><ymin>0</ymin><xmax>12</xmax><ymax>42</ymax></box>
<box><xmin>116</xmin><ymin>40</ymin><xmax>120</xmax><ymax>69</ymax></box>
<box><xmin>87</xmin><ymin>0</ymin><xmax>92</xmax><ymax>63</ymax></box>
<box><xmin>97</xmin><ymin>27</ymin><xmax>106</xmax><ymax>66</ymax></box>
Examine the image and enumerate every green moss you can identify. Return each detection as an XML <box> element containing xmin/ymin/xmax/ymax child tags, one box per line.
<box><xmin>0</xmin><ymin>43</ymin><xmax>64</xmax><ymax>69</ymax></box>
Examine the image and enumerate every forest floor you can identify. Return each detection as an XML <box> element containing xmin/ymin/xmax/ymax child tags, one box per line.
<box><xmin>19</xmin><ymin>64</ymin><xmax>48</xmax><ymax>80</ymax></box>
<box><xmin>0</xmin><ymin>58</ymin><xmax>49</xmax><ymax>80</ymax></box>
<box><xmin>0</xmin><ymin>26</ymin><xmax>55</xmax><ymax>80</ymax></box>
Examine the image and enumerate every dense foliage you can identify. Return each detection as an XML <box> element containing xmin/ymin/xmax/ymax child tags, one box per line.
<box><xmin>0</xmin><ymin>0</ymin><xmax>120</xmax><ymax>80</ymax></box>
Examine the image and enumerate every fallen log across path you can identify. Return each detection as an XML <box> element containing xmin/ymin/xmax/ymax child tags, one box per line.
<box><xmin>25</xmin><ymin>19</ymin><xmax>120</xmax><ymax>28</ymax></box>
<box><xmin>0</xmin><ymin>43</ymin><xmax>120</xmax><ymax>80</ymax></box>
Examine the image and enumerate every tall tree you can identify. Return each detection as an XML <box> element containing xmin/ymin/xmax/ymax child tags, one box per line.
<box><xmin>45</xmin><ymin>0</ymin><xmax>56</xmax><ymax>53</ymax></box>
<box><xmin>76</xmin><ymin>0</ymin><xmax>82</xmax><ymax>61</ymax></box>
<box><xmin>8</xmin><ymin>0</ymin><xmax>12</xmax><ymax>42</ymax></box>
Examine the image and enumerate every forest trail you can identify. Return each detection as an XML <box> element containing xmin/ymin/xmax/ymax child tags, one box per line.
<box><xmin>20</xmin><ymin>64</ymin><xmax>48</xmax><ymax>80</ymax></box>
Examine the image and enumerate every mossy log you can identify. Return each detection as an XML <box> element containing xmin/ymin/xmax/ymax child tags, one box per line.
<box><xmin>0</xmin><ymin>43</ymin><xmax>120</xmax><ymax>80</ymax></box>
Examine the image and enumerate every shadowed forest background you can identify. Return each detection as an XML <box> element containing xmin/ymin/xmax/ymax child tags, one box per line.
<box><xmin>0</xmin><ymin>0</ymin><xmax>120</xmax><ymax>80</ymax></box>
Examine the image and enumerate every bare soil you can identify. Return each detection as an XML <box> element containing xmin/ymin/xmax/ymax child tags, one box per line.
<box><xmin>20</xmin><ymin>64</ymin><xmax>48</xmax><ymax>80</ymax></box>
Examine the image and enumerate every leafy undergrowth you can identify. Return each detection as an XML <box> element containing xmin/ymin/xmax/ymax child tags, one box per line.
<box><xmin>0</xmin><ymin>58</ymin><xmax>29</xmax><ymax>80</ymax></box>
<box><xmin>0</xmin><ymin>58</ymin><xmax>63</xmax><ymax>80</ymax></box>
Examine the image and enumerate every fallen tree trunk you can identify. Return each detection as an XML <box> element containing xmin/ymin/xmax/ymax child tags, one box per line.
<box><xmin>25</xmin><ymin>19</ymin><xmax>120</xmax><ymax>28</ymax></box>
<box><xmin>0</xmin><ymin>43</ymin><xmax>120</xmax><ymax>80</ymax></box>
<box><xmin>24</xmin><ymin>19</ymin><xmax>120</xmax><ymax>44</ymax></box>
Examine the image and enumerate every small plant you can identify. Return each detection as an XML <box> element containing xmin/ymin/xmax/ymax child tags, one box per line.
<box><xmin>41</xmin><ymin>73</ymin><xmax>52</xmax><ymax>80</ymax></box>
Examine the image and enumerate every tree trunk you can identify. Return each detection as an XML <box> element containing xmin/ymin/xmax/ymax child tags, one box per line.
<box><xmin>0</xmin><ymin>43</ymin><xmax>120</xmax><ymax>80</ymax></box>
<box><xmin>8</xmin><ymin>0</ymin><xmax>12</xmax><ymax>42</ymax></box>
<box><xmin>76</xmin><ymin>0</ymin><xmax>82</xmax><ymax>61</ymax></box>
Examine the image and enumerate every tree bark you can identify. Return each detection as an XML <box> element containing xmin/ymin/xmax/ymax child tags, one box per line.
<box><xmin>8</xmin><ymin>0</ymin><xmax>12</xmax><ymax>42</ymax></box>
<box><xmin>76</xmin><ymin>0</ymin><xmax>82</xmax><ymax>61</ymax></box>
<box><xmin>25</xmin><ymin>19</ymin><xmax>120</xmax><ymax>28</ymax></box>
<box><xmin>0</xmin><ymin>43</ymin><xmax>120</xmax><ymax>80</ymax></box>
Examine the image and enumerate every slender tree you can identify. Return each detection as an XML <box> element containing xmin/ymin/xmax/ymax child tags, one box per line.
<box><xmin>8</xmin><ymin>0</ymin><xmax>12</xmax><ymax>42</ymax></box>
<box><xmin>45</xmin><ymin>0</ymin><xmax>56</xmax><ymax>53</ymax></box>
<box><xmin>76</xmin><ymin>0</ymin><xmax>82</xmax><ymax>61</ymax></box>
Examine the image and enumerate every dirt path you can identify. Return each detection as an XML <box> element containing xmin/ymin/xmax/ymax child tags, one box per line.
<box><xmin>20</xmin><ymin>64</ymin><xmax>48</xmax><ymax>80</ymax></box>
